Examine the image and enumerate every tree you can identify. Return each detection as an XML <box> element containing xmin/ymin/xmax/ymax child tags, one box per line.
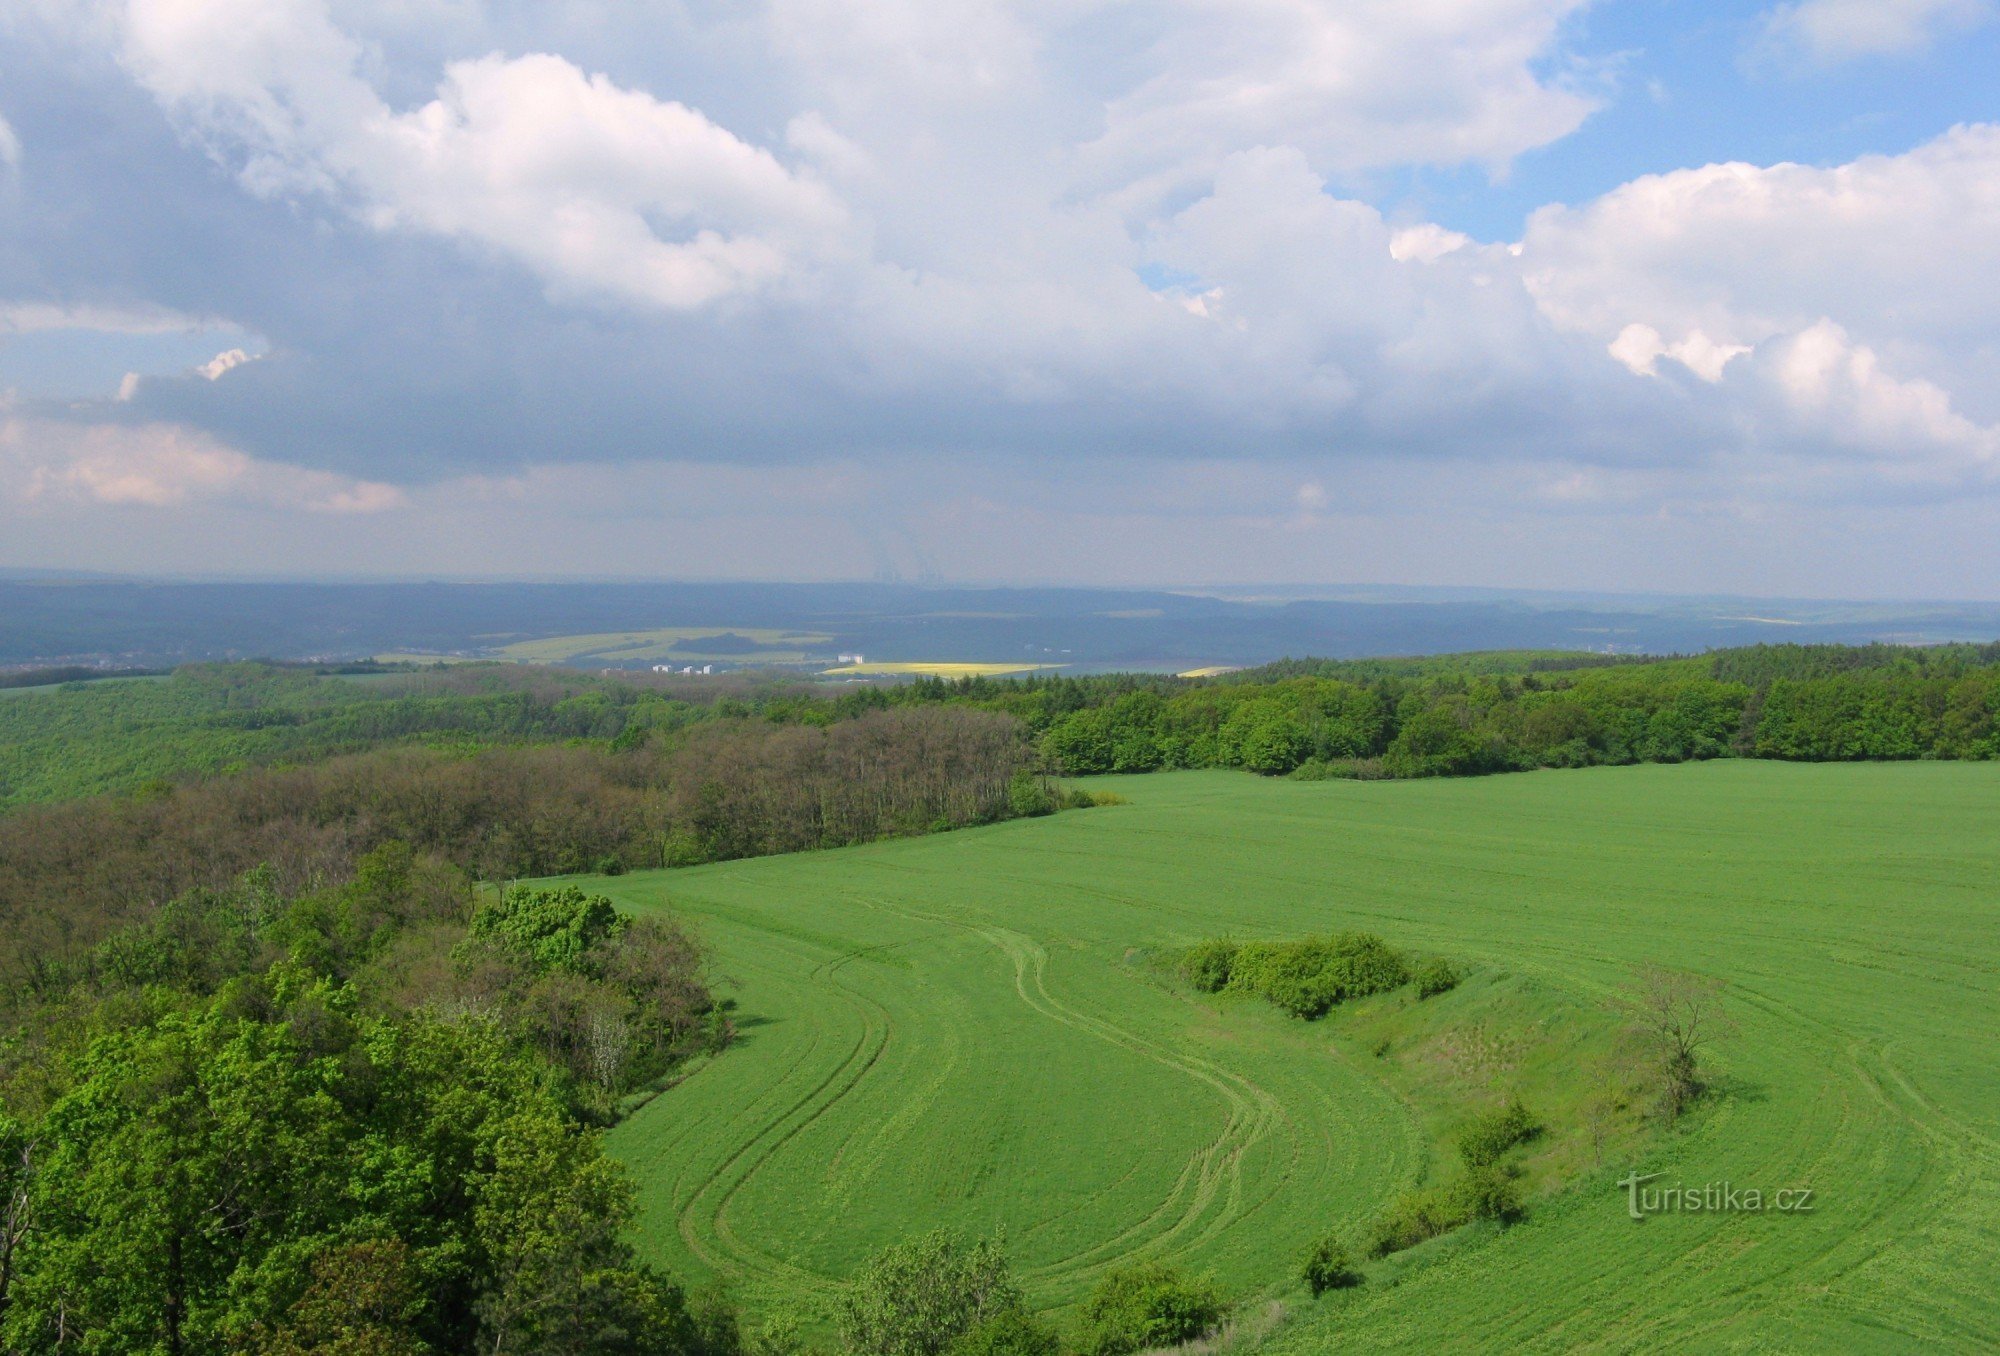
<box><xmin>0</xmin><ymin>1116</ymin><xmax>30</xmax><ymax>1327</ymax></box>
<box><xmin>470</xmin><ymin>886</ymin><xmax>627</xmax><ymax>974</ymax></box>
<box><xmin>1075</xmin><ymin>1264</ymin><xmax>1222</xmax><ymax>1356</ymax></box>
<box><xmin>1621</xmin><ymin>964</ymin><xmax>1737</xmax><ymax>1120</ymax></box>
<box><xmin>246</xmin><ymin>1239</ymin><xmax>433</xmax><ymax>1356</ymax></box>
<box><xmin>835</xmin><ymin>1232</ymin><xmax>1023</xmax><ymax>1356</ymax></box>
<box><xmin>1300</xmin><ymin>1236</ymin><xmax>1358</xmax><ymax>1296</ymax></box>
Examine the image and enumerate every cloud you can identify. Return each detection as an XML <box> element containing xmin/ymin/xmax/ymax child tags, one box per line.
<box><xmin>1753</xmin><ymin>320</ymin><xmax>1999</xmax><ymax>473</ymax></box>
<box><xmin>0</xmin><ymin>413</ymin><xmax>408</xmax><ymax>512</ymax></box>
<box><xmin>1763</xmin><ymin>0</ymin><xmax>1991</xmax><ymax>63</ymax></box>
<box><xmin>1075</xmin><ymin>0</ymin><xmax>1600</xmax><ymax>208</ymax></box>
<box><xmin>0</xmin><ymin>300</ymin><xmax>216</xmax><ymax>334</ymax></box>
<box><xmin>1521</xmin><ymin>124</ymin><xmax>2000</xmax><ymax>352</ymax></box>
<box><xmin>1518</xmin><ymin>124</ymin><xmax>2000</xmax><ymax>474</ymax></box>
<box><xmin>1608</xmin><ymin>324</ymin><xmax>1749</xmax><ymax>382</ymax></box>
<box><xmin>195</xmin><ymin>347</ymin><xmax>253</xmax><ymax>380</ymax></box>
<box><xmin>5</xmin><ymin>0</ymin><xmax>1999</xmax><ymax>596</ymax></box>
<box><xmin>118</xmin><ymin>0</ymin><xmax>846</xmax><ymax>310</ymax></box>
<box><xmin>0</xmin><ymin>112</ymin><xmax>18</xmax><ymax>168</ymax></box>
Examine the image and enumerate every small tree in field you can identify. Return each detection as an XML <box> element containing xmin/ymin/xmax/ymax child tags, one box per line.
<box><xmin>837</xmin><ymin>1232</ymin><xmax>1023</xmax><ymax>1356</ymax></box>
<box><xmin>1621</xmin><ymin>964</ymin><xmax>1736</xmax><ymax>1120</ymax></box>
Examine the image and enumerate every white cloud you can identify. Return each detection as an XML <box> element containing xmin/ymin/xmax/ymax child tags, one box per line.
<box><xmin>0</xmin><ymin>112</ymin><xmax>19</xmax><ymax>168</ymax></box>
<box><xmin>1756</xmin><ymin>320</ymin><xmax>1999</xmax><ymax>472</ymax></box>
<box><xmin>1518</xmin><ymin>124</ymin><xmax>2000</xmax><ymax>474</ymax></box>
<box><xmin>0</xmin><ymin>414</ymin><xmax>409</xmax><ymax>512</ymax></box>
<box><xmin>1077</xmin><ymin>0</ymin><xmax>1600</xmax><ymax>208</ymax></box>
<box><xmin>1608</xmin><ymin>323</ymin><xmax>1749</xmax><ymax>382</ymax></box>
<box><xmin>196</xmin><ymin>347</ymin><xmax>253</xmax><ymax>380</ymax></box>
<box><xmin>1521</xmin><ymin>125</ymin><xmax>2000</xmax><ymax>352</ymax></box>
<box><xmin>1390</xmin><ymin>224</ymin><xmax>1474</xmax><ymax>264</ymax></box>
<box><xmin>0</xmin><ymin>300</ymin><xmax>215</xmax><ymax>334</ymax></box>
<box><xmin>119</xmin><ymin>0</ymin><xmax>846</xmax><ymax>310</ymax></box>
<box><xmin>1764</xmin><ymin>0</ymin><xmax>1991</xmax><ymax>63</ymax></box>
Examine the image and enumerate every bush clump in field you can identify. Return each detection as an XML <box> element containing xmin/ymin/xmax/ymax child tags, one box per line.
<box><xmin>837</xmin><ymin>1231</ymin><xmax>1027</xmax><ymax>1356</ymax></box>
<box><xmin>1008</xmin><ymin>771</ymin><xmax>1058</xmax><ymax>816</ymax></box>
<box><xmin>1368</xmin><ymin>1164</ymin><xmax>1525</xmax><ymax>1258</ymax></box>
<box><xmin>1075</xmin><ymin>1263</ymin><xmax>1224</xmax><ymax>1356</ymax></box>
<box><xmin>1367</xmin><ymin>1185</ymin><xmax>1465</xmax><ymax>1257</ymax></box>
<box><xmin>1300</xmin><ymin>1236</ymin><xmax>1360</xmax><ymax>1295</ymax></box>
<box><xmin>1455</xmin><ymin>1098</ymin><xmax>1540</xmax><ymax>1168</ymax></box>
<box><xmin>1454</xmin><ymin>1164</ymin><xmax>1524</xmax><ymax>1223</ymax></box>
<box><xmin>947</xmin><ymin>1309</ymin><xmax>1061</xmax><ymax>1356</ymax></box>
<box><xmin>1180</xmin><ymin>939</ymin><xmax>1239</xmax><ymax>992</ymax></box>
<box><xmin>1413</xmin><ymin>956</ymin><xmax>1461</xmax><ymax>998</ymax></box>
<box><xmin>1224</xmin><ymin>933</ymin><xmax>1411</xmax><ymax>1019</ymax></box>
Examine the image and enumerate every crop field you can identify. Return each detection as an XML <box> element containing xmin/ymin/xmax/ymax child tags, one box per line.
<box><xmin>582</xmin><ymin>763</ymin><xmax>2000</xmax><ymax>1351</ymax></box>
<box><xmin>818</xmin><ymin>661</ymin><xmax>1065</xmax><ymax>677</ymax></box>
<box><xmin>492</xmin><ymin>626</ymin><xmax>835</xmax><ymax>665</ymax></box>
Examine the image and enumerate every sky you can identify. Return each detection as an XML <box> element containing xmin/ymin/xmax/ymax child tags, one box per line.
<box><xmin>1</xmin><ymin>0</ymin><xmax>1997</xmax><ymax>596</ymax></box>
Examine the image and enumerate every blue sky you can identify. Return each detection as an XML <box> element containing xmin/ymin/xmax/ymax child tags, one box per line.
<box><xmin>1413</xmin><ymin>0</ymin><xmax>2000</xmax><ymax>239</ymax></box>
<box><xmin>2</xmin><ymin>0</ymin><xmax>1997</xmax><ymax>596</ymax></box>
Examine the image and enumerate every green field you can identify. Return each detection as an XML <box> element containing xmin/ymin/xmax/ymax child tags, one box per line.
<box><xmin>580</xmin><ymin>764</ymin><xmax>2000</xmax><ymax>1351</ymax></box>
<box><xmin>492</xmin><ymin>627</ymin><xmax>834</xmax><ymax>665</ymax></box>
<box><xmin>819</xmin><ymin>661</ymin><xmax>1066</xmax><ymax>677</ymax></box>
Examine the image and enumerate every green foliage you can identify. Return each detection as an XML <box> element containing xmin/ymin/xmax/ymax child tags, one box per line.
<box><xmin>1007</xmin><ymin>771</ymin><xmax>1057</xmax><ymax>817</ymax></box>
<box><xmin>1224</xmin><ymin>933</ymin><xmax>1411</xmax><ymax>1019</ymax></box>
<box><xmin>1367</xmin><ymin>1185</ymin><xmax>1467</xmax><ymax>1258</ymax></box>
<box><xmin>1455</xmin><ymin>1100</ymin><xmax>1540</xmax><ymax>1168</ymax></box>
<box><xmin>1180</xmin><ymin>939</ymin><xmax>1239</xmax><ymax>993</ymax></box>
<box><xmin>1301</xmin><ymin>1236</ymin><xmax>1359</xmax><ymax>1295</ymax></box>
<box><xmin>945</xmin><ymin>1309</ymin><xmax>1060</xmax><ymax>1356</ymax></box>
<box><xmin>470</xmin><ymin>885</ymin><xmax>627</xmax><ymax>974</ymax></box>
<box><xmin>0</xmin><ymin>970</ymin><xmax>712</xmax><ymax>1353</ymax></box>
<box><xmin>835</xmin><ymin>1231</ymin><xmax>1023</xmax><ymax>1356</ymax></box>
<box><xmin>1453</xmin><ymin>1165</ymin><xmax>1523</xmax><ymax>1223</ymax></box>
<box><xmin>1413</xmin><ymin>957</ymin><xmax>1462</xmax><ymax>999</ymax></box>
<box><xmin>1075</xmin><ymin>1263</ymin><xmax>1223</xmax><ymax>1356</ymax></box>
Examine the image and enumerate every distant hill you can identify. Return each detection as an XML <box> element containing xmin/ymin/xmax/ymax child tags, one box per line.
<box><xmin>4</xmin><ymin>577</ymin><xmax>1999</xmax><ymax>670</ymax></box>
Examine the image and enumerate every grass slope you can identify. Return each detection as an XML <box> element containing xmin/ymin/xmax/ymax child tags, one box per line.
<box><xmin>581</xmin><ymin>764</ymin><xmax>2000</xmax><ymax>1351</ymax></box>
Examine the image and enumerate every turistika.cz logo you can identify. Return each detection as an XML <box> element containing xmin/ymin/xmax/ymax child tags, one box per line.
<box><xmin>1616</xmin><ymin>1172</ymin><xmax>1815</xmax><ymax>1220</ymax></box>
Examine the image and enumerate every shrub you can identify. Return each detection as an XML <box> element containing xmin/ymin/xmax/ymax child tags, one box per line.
<box><xmin>1413</xmin><ymin>957</ymin><xmax>1461</xmax><ymax>999</ymax></box>
<box><xmin>1455</xmin><ymin>1099</ymin><xmax>1539</xmax><ymax>1168</ymax></box>
<box><xmin>1369</xmin><ymin>1166</ymin><xmax>1528</xmax><ymax>1257</ymax></box>
<box><xmin>1226</xmin><ymin>933</ymin><xmax>1410</xmax><ymax>1019</ymax></box>
<box><xmin>1076</xmin><ymin>1263</ymin><xmax>1223</xmax><ymax>1356</ymax></box>
<box><xmin>837</xmin><ymin>1231</ymin><xmax>1023</xmax><ymax>1356</ymax></box>
<box><xmin>1367</xmin><ymin>1187</ymin><xmax>1466</xmax><ymax>1257</ymax></box>
<box><xmin>1452</xmin><ymin>1164</ymin><xmax>1523</xmax><ymax>1222</ymax></box>
<box><xmin>1322</xmin><ymin>932</ymin><xmax>1410</xmax><ymax>998</ymax></box>
<box><xmin>1300</xmin><ymin>1236</ymin><xmax>1359</xmax><ymax>1295</ymax></box>
<box><xmin>947</xmin><ymin>1309</ymin><xmax>1060</xmax><ymax>1356</ymax></box>
<box><xmin>466</xmin><ymin>885</ymin><xmax>625</xmax><ymax>974</ymax></box>
<box><xmin>1007</xmin><ymin>772</ymin><xmax>1056</xmax><ymax>817</ymax></box>
<box><xmin>1180</xmin><ymin>939</ymin><xmax>1239</xmax><ymax>993</ymax></box>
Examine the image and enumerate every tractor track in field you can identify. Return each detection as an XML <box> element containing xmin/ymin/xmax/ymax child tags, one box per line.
<box><xmin>867</xmin><ymin>899</ymin><xmax>1300</xmax><ymax>1288</ymax></box>
<box><xmin>1439</xmin><ymin>934</ymin><xmax>1984</xmax><ymax>1351</ymax></box>
<box><xmin>674</xmin><ymin>938</ymin><xmax>909</xmax><ymax>1291</ymax></box>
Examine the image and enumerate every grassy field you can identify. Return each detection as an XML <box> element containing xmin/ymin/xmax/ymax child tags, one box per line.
<box><xmin>494</xmin><ymin>627</ymin><xmax>834</xmax><ymax>665</ymax></box>
<box><xmin>579</xmin><ymin>764</ymin><xmax>2000</xmax><ymax>1351</ymax></box>
<box><xmin>819</xmin><ymin>662</ymin><xmax>1066</xmax><ymax>677</ymax></box>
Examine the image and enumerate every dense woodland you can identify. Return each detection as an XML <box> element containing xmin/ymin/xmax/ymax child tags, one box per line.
<box><xmin>0</xmin><ymin>687</ymin><xmax>1058</xmax><ymax>1353</ymax></box>
<box><xmin>994</xmin><ymin>641</ymin><xmax>2000</xmax><ymax>777</ymax></box>
<box><xmin>2</xmin><ymin>639</ymin><xmax>1997</xmax><ymax>1350</ymax></box>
